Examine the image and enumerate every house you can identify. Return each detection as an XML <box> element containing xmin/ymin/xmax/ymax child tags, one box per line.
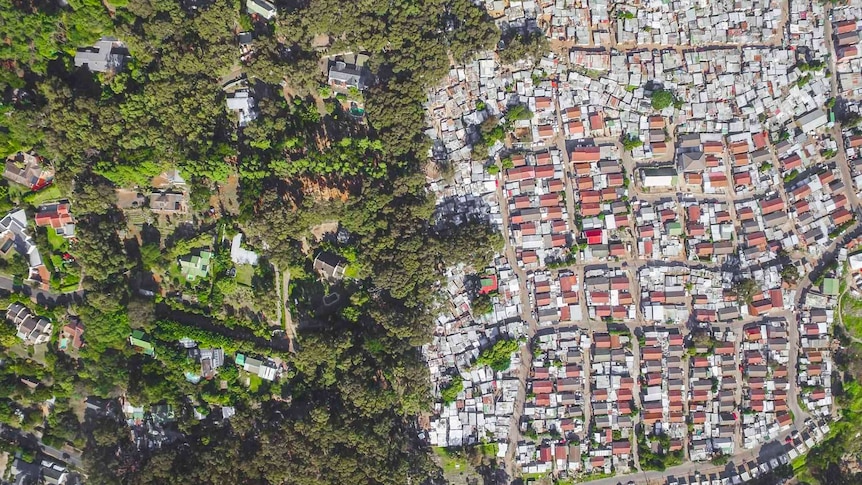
<box><xmin>760</xmin><ymin>197</ymin><xmax>785</xmax><ymax>215</ymax></box>
<box><xmin>796</xmin><ymin>109</ymin><xmax>829</xmax><ymax>134</ymax></box>
<box><xmin>328</xmin><ymin>61</ymin><xmax>368</xmax><ymax>91</ymax></box>
<box><xmin>74</xmin><ymin>37</ymin><xmax>130</xmax><ymax>73</ymax></box>
<box><xmin>149</xmin><ymin>192</ymin><xmax>188</xmax><ymax>214</ymax></box>
<box><xmin>679</xmin><ymin>151</ymin><xmax>706</xmax><ymax>172</ymax></box>
<box><xmin>230</xmin><ymin>233</ymin><xmax>259</xmax><ymax>266</ymax></box>
<box><xmin>640</xmin><ymin>167</ymin><xmax>678</xmax><ymax>188</ymax></box>
<box><xmin>129</xmin><ymin>330</ymin><xmax>155</xmax><ymax>356</ymax></box>
<box><xmin>570</xmin><ymin>146</ymin><xmax>601</xmax><ymax>162</ymax></box>
<box><xmin>40</xmin><ymin>461</ymin><xmax>68</xmax><ymax>485</ymax></box>
<box><xmin>246</xmin><ymin>0</ymin><xmax>277</xmax><ymax>19</ymax></box>
<box><xmin>612</xmin><ymin>440</ymin><xmax>631</xmax><ymax>456</ymax></box>
<box><xmin>179</xmin><ymin>251</ymin><xmax>213</xmax><ymax>282</ymax></box>
<box><xmin>34</xmin><ymin>201</ymin><xmax>75</xmax><ymax>238</ymax></box>
<box><xmin>226</xmin><ymin>90</ymin><xmax>258</xmax><ymax>127</ymax></box>
<box><xmin>0</xmin><ymin>209</ymin><xmax>44</xmax><ymax>277</ymax></box>
<box><xmin>7</xmin><ymin>303</ymin><xmax>52</xmax><ymax>345</ymax></box>
<box><xmin>584</xmin><ymin>229</ymin><xmax>604</xmax><ymax>245</ymax></box>
<box><xmin>313</xmin><ymin>251</ymin><xmax>346</xmax><ymax>281</ymax></box>
<box><xmin>4</xmin><ymin>152</ymin><xmax>54</xmax><ymax>191</ymax></box>
<box><xmin>236</xmin><ymin>353</ymin><xmax>279</xmax><ymax>381</ymax></box>
<box><xmin>59</xmin><ymin>321</ymin><xmax>84</xmax><ymax>351</ymax></box>
<box><xmin>198</xmin><ymin>348</ymin><xmax>225</xmax><ymax>379</ymax></box>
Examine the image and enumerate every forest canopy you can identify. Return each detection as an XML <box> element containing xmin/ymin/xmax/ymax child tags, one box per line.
<box><xmin>0</xmin><ymin>0</ymin><xmax>507</xmax><ymax>484</ymax></box>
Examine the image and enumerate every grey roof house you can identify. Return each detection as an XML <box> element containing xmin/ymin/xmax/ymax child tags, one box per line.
<box><xmin>796</xmin><ymin>108</ymin><xmax>828</xmax><ymax>134</ymax></box>
<box><xmin>328</xmin><ymin>61</ymin><xmax>368</xmax><ymax>91</ymax></box>
<box><xmin>7</xmin><ymin>303</ymin><xmax>52</xmax><ymax>346</ymax></box>
<box><xmin>74</xmin><ymin>37</ymin><xmax>130</xmax><ymax>73</ymax></box>
<box><xmin>313</xmin><ymin>251</ymin><xmax>347</xmax><ymax>281</ymax></box>
<box><xmin>3</xmin><ymin>152</ymin><xmax>54</xmax><ymax>191</ymax></box>
<box><xmin>149</xmin><ymin>192</ymin><xmax>188</xmax><ymax>214</ymax></box>
<box><xmin>678</xmin><ymin>151</ymin><xmax>706</xmax><ymax>172</ymax></box>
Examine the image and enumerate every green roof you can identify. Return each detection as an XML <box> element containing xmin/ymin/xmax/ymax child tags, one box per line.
<box><xmin>129</xmin><ymin>331</ymin><xmax>155</xmax><ymax>356</ymax></box>
<box><xmin>667</xmin><ymin>221</ymin><xmax>683</xmax><ymax>236</ymax></box>
<box><xmin>235</xmin><ymin>353</ymin><xmax>245</xmax><ymax>365</ymax></box>
<box><xmin>180</xmin><ymin>250</ymin><xmax>213</xmax><ymax>281</ymax></box>
<box><xmin>822</xmin><ymin>278</ymin><xmax>839</xmax><ymax>296</ymax></box>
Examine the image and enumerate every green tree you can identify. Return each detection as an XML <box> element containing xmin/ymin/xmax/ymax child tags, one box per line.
<box><xmin>651</xmin><ymin>89</ymin><xmax>674</xmax><ymax>110</ymax></box>
<box><xmin>441</xmin><ymin>376</ymin><xmax>463</xmax><ymax>404</ymax></box>
<box><xmin>733</xmin><ymin>278</ymin><xmax>760</xmax><ymax>304</ymax></box>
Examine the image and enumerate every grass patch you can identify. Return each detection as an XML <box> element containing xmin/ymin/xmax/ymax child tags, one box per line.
<box><xmin>842</xmin><ymin>295</ymin><xmax>862</xmax><ymax>337</ymax></box>
<box><xmin>235</xmin><ymin>264</ymin><xmax>254</xmax><ymax>287</ymax></box>
<box><xmin>247</xmin><ymin>373</ymin><xmax>262</xmax><ymax>393</ymax></box>
<box><xmin>477</xmin><ymin>442</ymin><xmax>498</xmax><ymax>457</ymax></box>
<box><xmin>46</xmin><ymin>229</ymin><xmax>67</xmax><ymax>252</ymax></box>
<box><xmin>520</xmin><ymin>472</ymin><xmax>550</xmax><ymax>481</ymax></box>
<box><xmin>344</xmin><ymin>263</ymin><xmax>360</xmax><ymax>279</ymax></box>
<box><xmin>432</xmin><ymin>447</ymin><xmax>470</xmax><ymax>473</ymax></box>
<box><xmin>23</xmin><ymin>185</ymin><xmax>62</xmax><ymax>206</ymax></box>
<box><xmin>578</xmin><ymin>473</ymin><xmax>616</xmax><ymax>483</ymax></box>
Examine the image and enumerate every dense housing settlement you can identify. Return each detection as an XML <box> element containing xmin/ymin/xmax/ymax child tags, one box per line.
<box><xmin>420</xmin><ymin>0</ymin><xmax>862</xmax><ymax>481</ymax></box>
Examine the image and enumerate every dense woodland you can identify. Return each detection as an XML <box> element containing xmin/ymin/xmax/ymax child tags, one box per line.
<box><xmin>0</xmin><ymin>0</ymin><xmax>506</xmax><ymax>484</ymax></box>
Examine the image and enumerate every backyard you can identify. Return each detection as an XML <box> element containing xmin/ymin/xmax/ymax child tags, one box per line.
<box><xmin>841</xmin><ymin>294</ymin><xmax>862</xmax><ymax>338</ymax></box>
<box><xmin>43</xmin><ymin>228</ymin><xmax>80</xmax><ymax>292</ymax></box>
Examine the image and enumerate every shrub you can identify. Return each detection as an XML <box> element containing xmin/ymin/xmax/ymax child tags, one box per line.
<box><xmin>651</xmin><ymin>89</ymin><xmax>674</xmax><ymax>110</ymax></box>
<box><xmin>476</xmin><ymin>339</ymin><xmax>520</xmax><ymax>371</ymax></box>
<box><xmin>441</xmin><ymin>376</ymin><xmax>463</xmax><ymax>404</ymax></box>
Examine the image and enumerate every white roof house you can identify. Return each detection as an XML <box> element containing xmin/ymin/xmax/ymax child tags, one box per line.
<box><xmin>796</xmin><ymin>109</ymin><xmax>828</xmax><ymax>133</ymax></box>
<box><xmin>226</xmin><ymin>91</ymin><xmax>258</xmax><ymax>127</ymax></box>
<box><xmin>641</xmin><ymin>167</ymin><xmax>679</xmax><ymax>188</ymax></box>
<box><xmin>230</xmin><ymin>233</ymin><xmax>259</xmax><ymax>266</ymax></box>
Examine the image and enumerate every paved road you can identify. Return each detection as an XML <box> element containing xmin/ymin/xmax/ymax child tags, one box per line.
<box><xmin>0</xmin><ymin>276</ymin><xmax>84</xmax><ymax>307</ymax></box>
<box><xmin>0</xmin><ymin>425</ymin><xmax>83</xmax><ymax>469</ymax></box>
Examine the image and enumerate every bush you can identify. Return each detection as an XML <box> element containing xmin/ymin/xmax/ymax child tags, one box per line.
<box><xmin>622</xmin><ymin>134</ymin><xmax>643</xmax><ymax>150</ymax></box>
<box><xmin>651</xmin><ymin>89</ymin><xmax>674</xmax><ymax>110</ymax></box>
<box><xmin>476</xmin><ymin>339</ymin><xmax>520</xmax><ymax>371</ymax></box>
<box><xmin>506</xmin><ymin>104</ymin><xmax>533</xmax><ymax>121</ymax></box>
<box><xmin>471</xmin><ymin>293</ymin><xmax>493</xmax><ymax>315</ymax></box>
<box><xmin>441</xmin><ymin>376</ymin><xmax>463</xmax><ymax>404</ymax></box>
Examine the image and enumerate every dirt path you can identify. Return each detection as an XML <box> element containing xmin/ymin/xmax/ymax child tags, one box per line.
<box><xmin>273</xmin><ymin>269</ymin><xmax>283</xmax><ymax>330</ymax></box>
<box><xmin>272</xmin><ymin>263</ymin><xmax>296</xmax><ymax>352</ymax></box>
<box><xmin>282</xmin><ymin>268</ymin><xmax>296</xmax><ymax>352</ymax></box>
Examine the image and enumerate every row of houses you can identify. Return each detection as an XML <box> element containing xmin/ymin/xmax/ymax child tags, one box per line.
<box><xmin>688</xmin><ymin>328</ymin><xmax>739</xmax><ymax>461</ymax></box>
<box><xmin>739</xmin><ymin>320</ymin><xmax>794</xmax><ymax>449</ymax></box>
<box><xmin>518</xmin><ymin>327</ymin><xmax>588</xmax><ymax>476</ymax></box>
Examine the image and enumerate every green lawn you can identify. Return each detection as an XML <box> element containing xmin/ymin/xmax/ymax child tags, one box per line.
<box><xmin>247</xmin><ymin>373</ymin><xmax>262</xmax><ymax>393</ymax></box>
<box><xmin>23</xmin><ymin>185</ymin><xmax>62</xmax><ymax>206</ymax></box>
<box><xmin>841</xmin><ymin>295</ymin><xmax>862</xmax><ymax>337</ymax></box>
<box><xmin>431</xmin><ymin>447</ymin><xmax>470</xmax><ymax>473</ymax></box>
<box><xmin>46</xmin><ymin>229</ymin><xmax>67</xmax><ymax>252</ymax></box>
<box><xmin>235</xmin><ymin>264</ymin><xmax>254</xmax><ymax>287</ymax></box>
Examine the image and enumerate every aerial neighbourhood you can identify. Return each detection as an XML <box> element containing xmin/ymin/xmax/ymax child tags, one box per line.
<box><xmin>421</xmin><ymin>0</ymin><xmax>862</xmax><ymax>483</ymax></box>
<box><xmin>3</xmin><ymin>0</ymin><xmax>862</xmax><ymax>483</ymax></box>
